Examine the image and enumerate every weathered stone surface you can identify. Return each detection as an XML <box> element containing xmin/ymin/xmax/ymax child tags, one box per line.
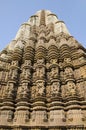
<box><xmin>0</xmin><ymin>10</ymin><xmax>86</xmax><ymax>129</ymax></box>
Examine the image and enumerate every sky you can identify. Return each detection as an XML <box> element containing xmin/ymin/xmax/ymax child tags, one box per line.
<box><xmin>0</xmin><ymin>0</ymin><xmax>86</xmax><ymax>51</ymax></box>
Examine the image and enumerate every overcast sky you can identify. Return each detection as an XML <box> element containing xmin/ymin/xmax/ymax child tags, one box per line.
<box><xmin>0</xmin><ymin>0</ymin><xmax>86</xmax><ymax>51</ymax></box>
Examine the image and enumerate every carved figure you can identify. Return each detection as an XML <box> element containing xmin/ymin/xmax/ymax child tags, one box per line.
<box><xmin>9</xmin><ymin>68</ymin><xmax>18</xmax><ymax>80</ymax></box>
<box><xmin>0</xmin><ymin>71</ymin><xmax>7</xmax><ymax>82</ymax></box>
<box><xmin>17</xmin><ymin>83</ymin><xmax>29</xmax><ymax>98</ymax></box>
<box><xmin>36</xmin><ymin>67</ymin><xmax>45</xmax><ymax>78</ymax></box>
<box><xmin>3</xmin><ymin>83</ymin><xmax>14</xmax><ymax>98</ymax></box>
<box><xmin>51</xmin><ymin>82</ymin><xmax>60</xmax><ymax>96</ymax></box>
<box><xmin>36</xmin><ymin>81</ymin><xmax>45</xmax><ymax>96</ymax></box>
<box><xmin>31</xmin><ymin>86</ymin><xmax>36</xmax><ymax>98</ymax></box>
<box><xmin>64</xmin><ymin>67</ymin><xmax>73</xmax><ymax>78</ymax></box>
<box><xmin>22</xmin><ymin>68</ymin><xmax>31</xmax><ymax>79</ymax></box>
<box><xmin>50</xmin><ymin>67</ymin><xmax>59</xmax><ymax>78</ymax></box>
<box><xmin>12</xmin><ymin>69</ymin><xmax>18</xmax><ymax>79</ymax></box>
<box><xmin>66</xmin><ymin>81</ymin><xmax>76</xmax><ymax>96</ymax></box>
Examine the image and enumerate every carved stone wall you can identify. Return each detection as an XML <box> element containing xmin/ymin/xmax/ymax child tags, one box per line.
<box><xmin>0</xmin><ymin>10</ymin><xmax>86</xmax><ymax>130</ymax></box>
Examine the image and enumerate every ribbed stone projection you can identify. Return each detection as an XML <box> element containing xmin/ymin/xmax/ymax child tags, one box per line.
<box><xmin>0</xmin><ymin>10</ymin><xmax>86</xmax><ymax>130</ymax></box>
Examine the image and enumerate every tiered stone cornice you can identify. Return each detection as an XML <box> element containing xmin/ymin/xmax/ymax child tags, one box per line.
<box><xmin>23</xmin><ymin>41</ymin><xmax>35</xmax><ymax>62</ymax></box>
<box><xmin>12</xmin><ymin>48</ymin><xmax>23</xmax><ymax>61</ymax></box>
<box><xmin>0</xmin><ymin>10</ymin><xmax>86</xmax><ymax>129</ymax></box>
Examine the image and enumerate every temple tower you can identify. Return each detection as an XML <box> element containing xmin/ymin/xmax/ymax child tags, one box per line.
<box><xmin>0</xmin><ymin>10</ymin><xmax>86</xmax><ymax>130</ymax></box>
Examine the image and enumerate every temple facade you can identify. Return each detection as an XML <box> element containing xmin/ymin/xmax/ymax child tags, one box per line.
<box><xmin>0</xmin><ymin>10</ymin><xmax>86</xmax><ymax>130</ymax></box>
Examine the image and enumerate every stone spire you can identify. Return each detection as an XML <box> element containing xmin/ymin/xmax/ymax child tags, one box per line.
<box><xmin>40</xmin><ymin>10</ymin><xmax>46</xmax><ymax>26</ymax></box>
<box><xmin>0</xmin><ymin>10</ymin><xmax>86</xmax><ymax>130</ymax></box>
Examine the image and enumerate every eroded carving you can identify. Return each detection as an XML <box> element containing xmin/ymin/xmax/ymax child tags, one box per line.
<box><xmin>36</xmin><ymin>67</ymin><xmax>45</xmax><ymax>78</ymax></box>
<box><xmin>9</xmin><ymin>68</ymin><xmax>18</xmax><ymax>80</ymax></box>
<box><xmin>64</xmin><ymin>67</ymin><xmax>74</xmax><ymax>79</ymax></box>
<box><xmin>36</xmin><ymin>80</ymin><xmax>45</xmax><ymax>96</ymax></box>
<box><xmin>66</xmin><ymin>81</ymin><xmax>76</xmax><ymax>96</ymax></box>
<box><xmin>51</xmin><ymin>81</ymin><xmax>60</xmax><ymax>97</ymax></box>
<box><xmin>3</xmin><ymin>83</ymin><xmax>14</xmax><ymax>98</ymax></box>
<box><xmin>21</xmin><ymin>68</ymin><xmax>31</xmax><ymax>79</ymax></box>
<box><xmin>17</xmin><ymin>83</ymin><xmax>29</xmax><ymax>98</ymax></box>
<box><xmin>50</xmin><ymin>67</ymin><xmax>59</xmax><ymax>79</ymax></box>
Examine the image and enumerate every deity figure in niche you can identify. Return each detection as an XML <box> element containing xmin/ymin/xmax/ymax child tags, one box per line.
<box><xmin>22</xmin><ymin>68</ymin><xmax>31</xmax><ymax>79</ymax></box>
<box><xmin>0</xmin><ymin>71</ymin><xmax>6</xmax><ymax>81</ymax></box>
<box><xmin>9</xmin><ymin>68</ymin><xmax>18</xmax><ymax>80</ymax></box>
<box><xmin>12</xmin><ymin>69</ymin><xmax>18</xmax><ymax>79</ymax></box>
<box><xmin>36</xmin><ymin>67</ymin><xmax>45</xmax><ymax>78</ymax></box>
<box><xmin>31</xmin><ymin>85</ymin><xmax>36</xmax><ymax>98</ymax></box>
<box><xmin>3</xmin><ymin>83</ymin><xmax>14</xmax><ymax>98</ymax></box>
<box><xmin>17</xmin><ymin>83</ymin><xmax>29</xmax><ymax>98</ymax></box>
<box><xmin>64</xmin><ymin>67</ymin><xmax>74</xmax><ymax>78</ymax></box>
<box><xmin>36</xmin><ymin>81</ymin><xmax>45</xmax><ymax>96</ymax></box>
<box><xmin>50</xmin><ymin>67</ymin><xmax>59</xmax><ymax>79</ymax></box>
<box><xmin>66</xmin><ymin>81</ymin><xmax>76</xmax><ymax>96</ymax></box>
<box><xmin>51</xmin><ymin>81</ymin><xmax>60</xmax><ymax>96</ymax></box>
